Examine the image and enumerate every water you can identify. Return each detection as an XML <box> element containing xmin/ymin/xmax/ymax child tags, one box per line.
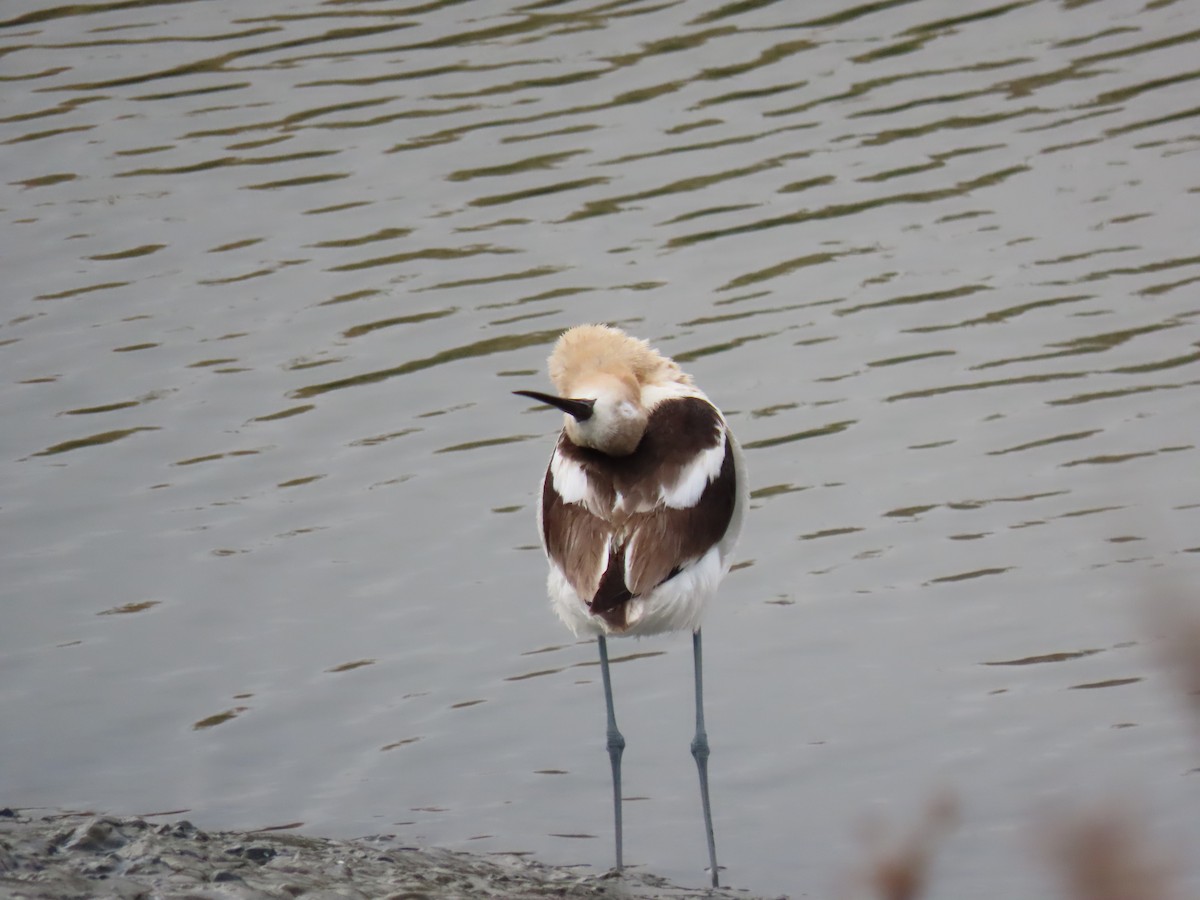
<box><xmin>3</xmin><ymin>1</ymin><xmax>1199</xmax><ymax>896</ymax></box>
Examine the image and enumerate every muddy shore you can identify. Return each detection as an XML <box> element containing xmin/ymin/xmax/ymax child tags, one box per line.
<box><xmin>0</xmin><ymin>809</ymin><xmax>778</xmax><ymax>899</ymax></box>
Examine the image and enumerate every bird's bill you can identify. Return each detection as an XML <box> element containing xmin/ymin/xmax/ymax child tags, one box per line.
<box><xmin>513</xmin><ymin>390</ymin><xmax>595</xmax><ymax>422</ymax></box>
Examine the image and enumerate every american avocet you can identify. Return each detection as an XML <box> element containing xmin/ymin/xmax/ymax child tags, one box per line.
<box><xmin>515</xmin><ymin>324</ymin><xmax>746</xmax><ymax>887</ymax></box>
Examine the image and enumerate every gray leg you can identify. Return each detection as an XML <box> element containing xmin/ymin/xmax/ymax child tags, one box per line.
<box><xmin>691</xmin><ymin>629</ymin><xmax>719</xmax><ymax>887</ymax></box>
<box><xmin>597</xmin><ymin>635</ymin><xmax>625</xmax><ymax>872</ymax></box>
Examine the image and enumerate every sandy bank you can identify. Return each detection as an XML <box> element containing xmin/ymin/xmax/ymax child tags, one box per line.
<box><xmin>0</xmin><ymin>808</ymin><xmax>778</xmax><ymax>899</ymax></box>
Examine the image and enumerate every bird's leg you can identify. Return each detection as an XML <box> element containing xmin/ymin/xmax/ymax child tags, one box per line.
<box><xmin>597</xmin><ymin>634</ymin><xmax>626</xmax><ymax>873</ymax></box>
<box><xmin>690</xmin><ymin>628</ymin><xmax>719</xmax><ymax>887</ymax></box>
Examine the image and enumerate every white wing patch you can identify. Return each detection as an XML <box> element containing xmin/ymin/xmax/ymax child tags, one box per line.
<box><xmin>659</xmin><ymin>431</ymin><xmax>726</xmax><ymax>509</ymax></box>
<box><xmin>549</xmin><ymin>448</ymin><xmax>590</xmax><ymax>504</ymax></box>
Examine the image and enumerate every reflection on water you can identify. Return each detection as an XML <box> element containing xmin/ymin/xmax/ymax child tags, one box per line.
<box><xmin>3</xmin><ymin>0</ymin><xmax>1199</xmax><ymax>895</ymax></box>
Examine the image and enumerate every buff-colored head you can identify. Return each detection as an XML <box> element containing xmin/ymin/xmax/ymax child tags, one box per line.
<box><xmin>515</xmin><ymin>324</ymin><xmax>689</xmax><ymax>457</ymax></box>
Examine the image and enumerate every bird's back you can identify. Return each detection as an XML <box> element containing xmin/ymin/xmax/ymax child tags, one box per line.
<box><xmin>540</xmin><ymin>390</ymin><xmax>745</xmax><ymax>636</ymax></box>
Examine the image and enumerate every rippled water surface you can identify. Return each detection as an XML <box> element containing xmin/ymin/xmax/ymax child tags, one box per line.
<box><xmin>4</xmin><ymin>1</ymin><xmax>1200</xmax><ymax>895</ymax></box>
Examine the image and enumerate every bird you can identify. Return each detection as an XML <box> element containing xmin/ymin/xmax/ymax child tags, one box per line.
<box><xmin>514</xmin><ymin>323</ymin><xmax>746</xmax><ymax>887</ymax></box>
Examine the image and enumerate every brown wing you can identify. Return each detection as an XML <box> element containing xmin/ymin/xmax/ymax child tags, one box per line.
<box><xmin>541</xmin><ymin>462</ymin><xmax>609</xmax><ymax>604</ymax></box>
<box><xmin>625</xmin><ymin>431</ymin><xmax>737</xmax><ymax>595</ymax></box>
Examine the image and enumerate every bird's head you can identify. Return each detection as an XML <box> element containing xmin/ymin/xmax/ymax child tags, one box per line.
<box><xmin>514</xmin><ymin>374</ymin><xmax>647</xmax><ymax>456</ymax></box>
<box><xmin>515</xmin><ymin>324</ymin><xmax>669</xmax><ymax>457</ymax></box>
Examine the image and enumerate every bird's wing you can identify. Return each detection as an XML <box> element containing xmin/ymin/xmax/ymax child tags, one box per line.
<box><xmin>540</xmin><ymin>462</ymin><xmax>612</xmax><ymax>605</ymax></box>
<box><xmin>621</xmin><ymin>430</ymin><xmax>738</xmax><ymax>598</ymax></box>
<box><xmin>542</xmin><ymin>397</ymin><xmax>739</xmax><ymax>623</ymax></box>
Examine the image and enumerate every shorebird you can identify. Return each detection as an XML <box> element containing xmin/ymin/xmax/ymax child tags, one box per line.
<box><xmin>515</xmin><ymin>324</ymin><xmax>746</xmax><ymax>887</ymax></box>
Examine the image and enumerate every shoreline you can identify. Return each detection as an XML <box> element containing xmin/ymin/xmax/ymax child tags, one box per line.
<box><xmin>0</xmin><ymin>808</ymin><xmax>778</xmax><ymax>899</ymax></box>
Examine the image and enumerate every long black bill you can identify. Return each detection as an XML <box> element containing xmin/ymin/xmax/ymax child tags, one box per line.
<box><xmin>513</xmin><ymin>390</ymin><xmax>595</xmax><ymax>422</ymax></box>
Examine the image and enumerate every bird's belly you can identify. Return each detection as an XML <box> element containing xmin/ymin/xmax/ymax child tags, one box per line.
<box><xmin>547</xmin><ymin>544</ymin><xmax>727</xmax><ymax>638</ymax></box>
